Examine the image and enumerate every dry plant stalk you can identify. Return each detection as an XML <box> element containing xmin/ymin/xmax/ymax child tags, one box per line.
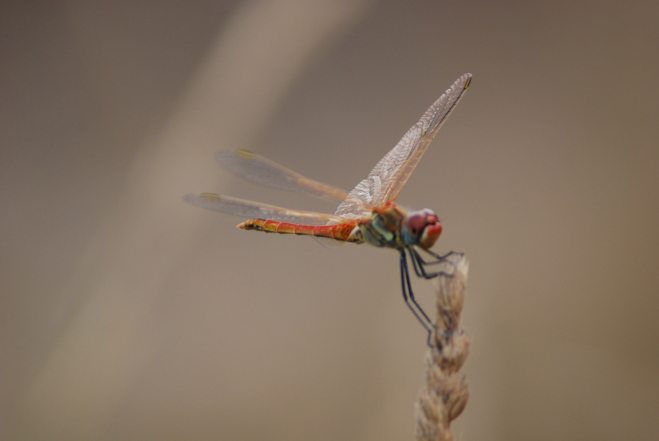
<box><xmin>415</xmin><ymin>256</ymin><xmax>470</xmax><ymax>441</ymax></box>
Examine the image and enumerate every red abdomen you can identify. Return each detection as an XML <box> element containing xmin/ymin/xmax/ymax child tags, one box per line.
<box><xmin>238</xmin><ymin>219</ymin><xmax>360</xmax><ymax>243</ymax></box>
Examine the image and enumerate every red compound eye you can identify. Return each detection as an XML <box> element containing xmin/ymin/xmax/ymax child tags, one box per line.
<box><xmin>404</xmin><ymin>209</ymin><xmax>442</xmax><ymax>249</ymax></box>
<box><xmin>406</xmin><ymin>212</ymin><xmax>427</xmax><ymax>236</ymax></box>
<box><xmin>423</xmin><ymin>209</ymin><xmax>439</xmax><ymax>225</ymax></box>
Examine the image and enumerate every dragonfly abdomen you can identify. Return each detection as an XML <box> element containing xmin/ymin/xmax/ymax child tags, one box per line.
<box><xmin>238</xmin><ymin>219</ymin><xmax>362</xmax><ymax>243</ymax></box>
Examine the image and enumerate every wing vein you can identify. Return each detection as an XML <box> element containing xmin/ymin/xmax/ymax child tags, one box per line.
<box><xmin>334</xmin><ymin>73</ymin><xmax>471</xmax><ymax>218</ymax></box>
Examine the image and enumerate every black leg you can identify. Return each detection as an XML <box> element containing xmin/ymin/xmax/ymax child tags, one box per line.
<box><xmin>409</xmin><ymin>247</ymin><xmax>460</xmax><ymax>280</ymax></box>
<box><xmin>417</xmin><ymin>248</ymin><xmax>464</xmax><ymax>266</ymax></box>
<box><xmin>399</xmin><ymin>251</ymin><xmax>434</xmax><ymax>345</ymax></box>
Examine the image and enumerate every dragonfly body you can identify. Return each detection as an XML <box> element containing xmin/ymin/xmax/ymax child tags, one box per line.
<box><xmin>184</xmin><ymin>74</ymin><xmax>472</xmax><ymax>342</ymax></box>
<box><xmin>237</xmin><ymin>201</ymin><xmax>442</xmax><ymax>252</ymax></box>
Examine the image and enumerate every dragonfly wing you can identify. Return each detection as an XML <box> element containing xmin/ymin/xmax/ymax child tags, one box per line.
<box><xmin>312</xmin><ymin>236</ymin><xmax>346</xmax><ymax>249</ymax></box>
<box><xmin>334</xmin><ymin>73</ymin><xmax>471</xmax><ymax>218</ymax></box>
<box><xmin>215</xmin><ymin>150</ymin><xmax>349</xmax><ymax>202</ymax></box>
<box><xmin>183</xmin><ymin>193</ymin><xmax>344</xmax><ymax>226</ymax></box>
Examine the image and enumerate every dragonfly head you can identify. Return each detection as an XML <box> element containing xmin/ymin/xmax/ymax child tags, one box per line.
<box><xmin>402</xmin><ymin>209</ymin><xmax>442</xmax><ymax>250</ymax></box>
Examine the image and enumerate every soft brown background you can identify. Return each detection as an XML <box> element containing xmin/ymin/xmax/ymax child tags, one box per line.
<box><xmin>2</xmin><ymin>1</ymin><xmax>658</xmax><ymax>440</ymax></box>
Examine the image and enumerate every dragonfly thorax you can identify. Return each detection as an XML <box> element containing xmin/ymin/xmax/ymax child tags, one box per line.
<box><xmin>358</xmin><ymin>203</ymin><xmax>442</xmax><ymax>250</ymax></box>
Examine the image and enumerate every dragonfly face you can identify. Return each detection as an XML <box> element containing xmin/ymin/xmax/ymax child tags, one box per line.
<box><xmin>401</xmin><ymin>208</ymin><xmax>442</xmax><ymax>250</ymax></box>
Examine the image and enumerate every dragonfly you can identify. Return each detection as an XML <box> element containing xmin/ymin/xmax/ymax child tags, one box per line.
<box><xmin>184</xmin><ymin>73</ymin><xmax>471</xmax><ymax>341</ymax></box>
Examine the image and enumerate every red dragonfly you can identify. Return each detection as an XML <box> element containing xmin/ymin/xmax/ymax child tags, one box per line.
<box><xmin>184</xmin><ymin>73</ymin><xmax>471</xmax><ymax>340</ymax></box>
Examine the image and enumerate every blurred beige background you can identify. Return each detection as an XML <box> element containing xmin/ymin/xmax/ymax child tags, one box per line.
<box><xmin>2</xmin><ymin>1</ymin><xmax>658</xmax><ymax>440</ymax></box>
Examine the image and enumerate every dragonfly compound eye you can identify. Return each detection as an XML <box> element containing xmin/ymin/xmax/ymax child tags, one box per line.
<box><xmin>403</xmin><ymin>210</ymin><xmax>442</xmax><ymax>249</ymax></box>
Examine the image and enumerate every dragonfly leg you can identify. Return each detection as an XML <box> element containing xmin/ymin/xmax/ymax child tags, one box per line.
<box><xmin>399</xmin><ymin>251</ymin><xmax>434</xmax><ymax>345</ymax></box>
<box><xmin>417</xmin><ymin>248</ymin><xmax>464</xmax><ymax>266</ymax></box>
<box><xmin>409</xmin><ymin>247</ymin><xmax>459</xmax><ymax>280</ymax></box>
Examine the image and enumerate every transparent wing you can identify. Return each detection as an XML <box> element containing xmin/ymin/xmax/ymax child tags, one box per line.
<box><xmin>215</xmin><ymin>150</ymin><xmax>349</xmax><ymax>202</ymax></box>
<box><xmin>183</xmin><ymin>193</ymin><xmax>344</xmax><ymax>226</ymax></box>
<box><xmin>312</xmin><ymin>236</ymin><xmax>346</xmax><ymax>249</ymax></box>
<box><xmin>334</xmin><ymin>73</ymin><xmax>471</xmax><ymax>218</ymax></box>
